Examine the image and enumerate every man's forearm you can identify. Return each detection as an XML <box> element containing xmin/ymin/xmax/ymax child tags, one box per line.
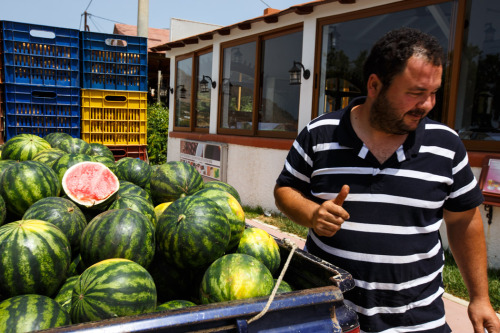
<box><xmin>273</xmin><ymin>185</ymin><xmax>318</xmax><ymax>229</ymax></box>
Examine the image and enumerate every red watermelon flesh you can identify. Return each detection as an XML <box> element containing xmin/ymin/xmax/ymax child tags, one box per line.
<box><xmin>62</xmin><ymin>162</ymin><xmax>119</xmax><ymax>208</ymax></box>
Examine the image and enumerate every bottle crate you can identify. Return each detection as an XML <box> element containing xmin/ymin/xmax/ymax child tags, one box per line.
<box><xmin>107</xmin><ymin>144</ymin><xmax>148</xmax><ymax>162</ymax></box>
<box><xmin>4</xmin><ymin>83</ymin><xmax>80</xmax><ymax>140</ymax></box>
<box><xmin>80</xmin><ymin>31</ymin><xmax>147</xmax><ymax>91</ymax></box>
<box><xmin>81</xmin><ymin>89</ymin><xmax>147</xmax><ymax>145</ymax></box>
<box><xmin>0</xmin><ymin>84</ymin><xmax>4</xmax><ymax>144</ymax></box>
<box><xmin>1</xmin><ymin>21</ymin><xmax>79</xmax><ymax>87</ymax></box>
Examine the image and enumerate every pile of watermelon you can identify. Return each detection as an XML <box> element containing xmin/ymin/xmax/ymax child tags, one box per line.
<box><xmin>0</xmin><ymin>133</ymin><xmax>291</xmax><ymax>331</ymax></box>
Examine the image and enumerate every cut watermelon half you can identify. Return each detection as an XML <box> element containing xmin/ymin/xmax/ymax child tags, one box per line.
<box><xmin>62</xmin><ymin>161</ymin><xmax>119</xmax><ymax>210</ymax></box>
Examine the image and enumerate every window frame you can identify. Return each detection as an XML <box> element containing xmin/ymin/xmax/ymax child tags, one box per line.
<box><xmin>217</xmin><ymin>24</ymin><xmax>304</xmax><ymax>139</ymax></box>
<box><xmin>172</xmin><ymin>47</ymin><xmax>213</xmax><ymax>133</ymax></box>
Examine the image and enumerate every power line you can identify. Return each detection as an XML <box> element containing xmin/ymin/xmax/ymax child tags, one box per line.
<box><xmin>258</xmin><ymin>0</ymin><xmax>272</xmax><ymax>8</ymax></box>
<box><xmin>85</xmin><ymin>0</ymin><xmax>94</xmax><ymax>12</ymax></box>
<box><xmin>88</xmin><ymin>13</ymin><xmax>126</xmax><ymax>25</ymax></box>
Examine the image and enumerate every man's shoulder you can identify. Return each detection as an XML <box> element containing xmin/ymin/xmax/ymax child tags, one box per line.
<box><xmin>307</xmin><ymin>97</ymin><xmax>365</xmax><ymax>132</ymax></box>
<box><xmin>421</xmin><ymin>118</ymin><xmax>460</xmax><ymax>140</ymax></box>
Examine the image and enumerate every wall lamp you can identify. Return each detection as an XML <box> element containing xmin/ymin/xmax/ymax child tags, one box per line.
<box><xmin>289</xmin><ymin>61</ymin><xmax>310</xmax><ymax>85</ymax></box>
<box><xmin>170</xmin><ymin>85</ymin><xmax>187</xmax><ymax>99</ymax></box>
<box><xmin>200</xmin><ymin>75</ymin><xmax>216</xmax><ymax>93</ymax></box>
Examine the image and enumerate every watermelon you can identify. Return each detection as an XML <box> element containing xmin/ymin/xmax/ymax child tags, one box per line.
<box><xmin>115</xmin><ymin>157</ymin><xmax>152</xmax><ymax>188</ymax></box>
<box><xmin>70</xmin><ymin>258</ymin><xmax>157</xmax><ymax>324</ymax></box>
<box><xmin>54</xmin><ymin>275</ymin><xmax>79</xmax><ymax>312</ymax></box>
<box><xmin>108</xmin><ymin>195</ymin><xmax>157</xmax><ymax>227</ymax></box>
<box><xmin>52</xmin><ymin>153</ymin><xmax>93</xmax><ymax>184</ymax></box>
<box><xmin>43</xmin><ymin>132</ymin><xmax>72</xmax><ymax>147</ymax></box>
<box><xmin>150</xmin><ymin>161</ymin><xmax>204</xmax><ymax>204</ymax></box>
<box><xmin>274</xmin><ymin>279</ymin><xmax>294</xmax><ymax>293</ymax></box>
<box><xmin>156</xmin><ymin>195</ymin><xmax>231</xmax><ymax>269</ymax></box>
<box><xmin>0</xmin><ymin>196</ymin><xmax>5</xmax><ymax>226</ymax></box>
<box><xmin>80</xmin><ymin>209</ymin><xmax>155</xmax><ymax>268</ymax></box>
<box><xmin>32</xmin><ymin>148</ymin><xmax>66</xmax><ymax>167</ymax></box>
<box><xmin>89</xmin><ymin>143</ymin><xmax>115</xmax><ymax>160</ymax></box>
<box><xmin>200</xmin><ymin>253</ymin><xmax>274</xmax><ymax>304</ymax></box>
<box><xmin>236</xmin><ymin>227</ymin><xmax>281</xmax><ymax>274</ymax></box>
<box><xmin>1</xmin><ymin>134</ymin><xmax>51</xmax><ymax>161</ymax></box>
<box><xmin>196</xmin><ymin>188</ymin><xmax>245</xmax><ymax>251</ymax></box>
<box><xmin>204</xmin><ymin>180</ymin><xmax>242</xmax><ymax>204</ymax></box>
<box><xmin>0</xmin><ymin>160</ymin><xmax>16</xmax><ymax>177</ymax></box>
<box><xmin>118</xmin><ymin>180</ymin><xmax>153</xmax><ymax>203</ymax></box>
<box><xmin>156</xmin><ymin>300</ymin><xmax>196</xmax><ymax>312</ymax></box>
<box><xmin>62</xmin><ymin>161</ymin><xmax>119</xmax><ymax>210</ymax></box>
<box><xmin>0</xmin><ymin>161</ymin><xmax>61</xmax><ymax>217</ymax></box>
<box><xmin>92</xmin><ymin>155</ymin><xmax>116</xmax><ymax>173</ymax></box>
<box><xmin>0</xmin><ymin>294</ymin><xmax>70</xmax><ymax>331</ymax></box>
<box><xmin>154</xmin><ymin>201</ymin><xmax>172</xmax><ymax>220</ymax></box>
<box><xmin>0</xmin><ymin>220</ymin><xmax>71</xmax><ymax>298</ymax></box>
<box><xmin>57</xmin><ymin>137</ymin><xmax>92</xmax><ymax>155</ymax></box>
<box><xmin>23</xmin><ymin>196</ymin><xmax>87</xmax><ymax>255</ymax></box>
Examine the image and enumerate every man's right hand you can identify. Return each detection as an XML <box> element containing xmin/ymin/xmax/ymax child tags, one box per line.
<box><xmin>311</xmin><ymin>185</ymin><xmax>350</xmax><ymax>237</ymax></box>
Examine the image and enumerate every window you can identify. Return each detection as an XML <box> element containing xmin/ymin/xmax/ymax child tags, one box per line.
<box><xmin>455</xmin><ymin>0</ymin><xmax>500</xmax><ymax>147</ymax></box>
<box><xmin>219</xmin><ymin>26</ymin><xmax>303</xmax><ymax>138</ymax></box>
<box><xmin>315</xmin><ymin>2</ymin><xmax>453</xmax><ymax>119</ymax></box>
<box><xmin>173</xmin><ymin>49</ymin><xmax>213</xmax><ymax>131</ymax></box>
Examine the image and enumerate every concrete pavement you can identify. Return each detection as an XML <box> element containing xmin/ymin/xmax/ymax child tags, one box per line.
<box><xmin>245</xmin><ymin>218</ymin><xmax>489</xmax><ymax>333</ymax></box>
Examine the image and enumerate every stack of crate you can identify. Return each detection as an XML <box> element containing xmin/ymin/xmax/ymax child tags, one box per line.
<box><xmin>0</xmin><ymin>21</ymin><xmax>81</xmax><ymax>142</ymax></box>
<box><xmin>80</xmin><ymin>31</ymin><xmax>148</xmax><ymax>161</ymax></box>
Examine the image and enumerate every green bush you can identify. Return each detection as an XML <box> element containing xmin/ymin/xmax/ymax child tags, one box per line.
<box><xmin>147</xmin><ymin>104</ymin><xmax>169</xmax><ymax>165</ymax></box>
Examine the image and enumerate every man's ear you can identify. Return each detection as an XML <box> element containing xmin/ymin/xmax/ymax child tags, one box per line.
<box><xmin>367</xmin><ymin>74</ymin><xmax>383</xmax><ymax>98</ymax></box>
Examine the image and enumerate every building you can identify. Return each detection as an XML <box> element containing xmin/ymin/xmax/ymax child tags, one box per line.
<box><xmin>153</xmin><ymin>0</ymin><xmax>500</xmax><ymax>267</ymax></box>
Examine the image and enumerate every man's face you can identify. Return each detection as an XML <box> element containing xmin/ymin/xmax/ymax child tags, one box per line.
<box><xmin>370</xmin><ymin>56</ymin><xmax>443</xmax><ymax>135</ymax></box>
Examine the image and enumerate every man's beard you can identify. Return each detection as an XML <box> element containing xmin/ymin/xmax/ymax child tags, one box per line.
<box><xmin>370</xmin><ymin>91</ymin><xmax>426</xmax><ymax>135</ymax></box>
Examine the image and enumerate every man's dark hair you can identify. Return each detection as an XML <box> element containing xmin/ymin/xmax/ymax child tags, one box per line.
<box><xmin>363</xmin><ymin>27</ymin><xmax>445</xmax><ymax>88</ymax></box>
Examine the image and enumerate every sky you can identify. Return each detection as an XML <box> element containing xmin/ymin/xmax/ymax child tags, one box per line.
<box><xmin>1</xmin><ymin>0</ymin><xmax>303</xmax><ymax>33</ymax></box>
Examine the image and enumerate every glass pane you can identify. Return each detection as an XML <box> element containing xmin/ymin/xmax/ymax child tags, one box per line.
<box><xmin>259</xmin><ymin>31</ymin><xmax>302</xmax><ymax>132</ymax></box>
<box><xmin>175</xmin><ymin>57</ymin><xmax>192</xmax><ymax>128</ymax></box>
<box><xmin>220</xmin><ymin>42</ymin><xmax>256</xmax><ymax>130</ymax></box>
<box><xmin>196</xmin><ymin>52</ymin><xmax>212</xmax><ymax>129</ymax></box>
<box><xmin>318</xmin><ymin>3</ymin><xmax>452</xmax><ymax>118</ymax></box>
<box><xmin>455</xmin><ymin>0</ymin><xmax>500</xmax><ymax>141</ymax></box>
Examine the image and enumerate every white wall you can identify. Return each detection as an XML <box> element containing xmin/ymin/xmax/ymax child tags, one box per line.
<box><xmin>169</xmin><ymin>18</ymin><xmax>222</xmax><ymax>42</ymax></box>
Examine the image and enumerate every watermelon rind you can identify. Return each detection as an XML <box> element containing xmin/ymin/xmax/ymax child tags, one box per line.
<box><xmin>0</xmin><ymin>294</ymin><xmax>71</xmax><ymax>331</ymax></box>
<box><xmin>1</xmin><ymin>134</ymin><xmax>51</xmax><ymax>161</ymax></box>
<box><xmin>108</xmin><ymin>194</ymin><xmax>157</xmax><ymax>227</ymax></box>
<box><xmin>54</xmin><ymin>275</ymin><xmax>80</xmax><ymax>312</ymax></box>
<box><xmin>80</xmin><ymin>209</ymin><xmax>156</xmax><ymax>268</ymax></box>
<box><xmin>156</xmin><ymin>195</ymin><xmax>231</xmax><ymax>269</ymax></box>
<box><xmin>32</xmin><ymin>148</ymin><xmax>66</xmax><ymax>168</ymax></box>
<box><xmin>92</xmin><ymin>155</ymin><xmax>116</xmax><ymax>174</ymax></box>
<box><xmin>236</xmin><ymin>227</ymin><xmax>281</xmax><ymax>275</ymax></box>
<box><xmin>199</xmin><ymin>253</ymin><xmax>274</xmax><ymax>304</ymax></box>
<box><xmin>62</xmin><ymin>161</ymin><xmax>119</xmax><ymax>210</ymax></box>
<box><xmin>204</xmin><ymin>181</ymin><xmax>242</xmax><ymax>204</ymax></box>
<box><xmin>70</xmin><ymin>258</ymin><xmax>157</xmax><ymax>324</ymax></box>
<box><xmin>0</xmin><ymin>220</ymin><xmax>71</xmax><ymax>298</ymax></box>
<box><xmin>44</xmin><ymin>132</ymin><xmax>73</xmax><ymax>148</ymax></box>
<box><xmin>150</xmin><ymin>161</ymin><xmax>204</xmax><ymax>204</ymax></box>
<box><xmin>57</xmin><ymin>137</ymin><xmax>93</xmax><ymax>155</ymax></box>
<box><xmin>156</xmin><ymin>300</ymin><xmax>196</xmax><ymax>312</ymax></box>
<box><xmin>115</xmin><ymin>157</ymin><xmax>152</xmax><ymax>188</ymax></box>
<box><xmin>52</xmin><ymin>153</ymin><xmax>94</xmax><ymax>184</ymax></box>
<box><xmin>89</xmin><ymin>143</ymin><xmax>115</xmax><ymax>160</ymax></box>
<box><xmin>118</xmin><ymin>180</ymin><xmax>153</xmax><ymax>203</ymax></box>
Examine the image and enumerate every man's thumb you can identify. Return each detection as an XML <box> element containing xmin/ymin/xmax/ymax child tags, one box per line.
<box><xmin>333</xmin><ymin>185</ymin><xmax>350</xmax><ymax>206</ymax></box>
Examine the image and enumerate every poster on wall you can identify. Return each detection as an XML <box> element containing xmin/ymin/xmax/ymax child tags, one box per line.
<box><xmin>479</xmin><ymin>156</ymin><xmax>500</xmax><ymax>205</ymax></box>
<box><xmin>180</xmin><ymin>139</ymin><xmax>228</xmax><ymax>182</ymax></box>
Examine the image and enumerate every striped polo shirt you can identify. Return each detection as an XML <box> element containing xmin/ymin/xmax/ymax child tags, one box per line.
<box><xmin>276</xmin><ymin>97</ymin><xmax>483</xmax><ymax>333</ymax></box>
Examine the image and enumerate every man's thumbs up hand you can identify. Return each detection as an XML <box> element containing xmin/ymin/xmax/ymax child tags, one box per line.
<box><xmin>312</xmin><ymin>185</ymin><xmax>350</xmax><ymax>237</ymax></box>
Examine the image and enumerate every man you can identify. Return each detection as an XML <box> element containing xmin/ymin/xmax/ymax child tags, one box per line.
<box><xmin>274</xmin><ymin>27</ymin><xmax>499</xmax><ymax>332</ymax></box>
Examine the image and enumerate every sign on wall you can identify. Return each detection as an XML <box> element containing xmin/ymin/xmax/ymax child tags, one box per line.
<box><xmin>180</xmin><ymin>139</ymin><xmax>228</xmax><ymax>182</ymax></box>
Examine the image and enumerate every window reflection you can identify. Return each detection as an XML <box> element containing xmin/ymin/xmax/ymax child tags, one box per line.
<box><xmin>196</xmin><ymin>52</ymin><xmax>212</xmax><ymax>129</ymax></box>
<box><xmin>175</xmin><ymin>57</ymin><xmax>192</xmax><ymax>128</ymax></box>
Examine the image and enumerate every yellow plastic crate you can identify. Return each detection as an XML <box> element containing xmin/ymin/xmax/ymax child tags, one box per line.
<box><xmin>81</xmin><ymin>89</ymin><xmax>147</xmax><ymax>145</ymax></box>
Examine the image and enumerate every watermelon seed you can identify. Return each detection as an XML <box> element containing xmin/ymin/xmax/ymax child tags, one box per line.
<box><xmin>177</xmin><ymin>214</ymin><xmax>186</xmax><ymax>223</ymax></box>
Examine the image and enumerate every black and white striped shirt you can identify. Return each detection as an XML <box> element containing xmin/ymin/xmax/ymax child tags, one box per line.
<box><xmin>276</xmin><ymin>98</ymin><xmax>483</xmax><ymax>333</ymax></box>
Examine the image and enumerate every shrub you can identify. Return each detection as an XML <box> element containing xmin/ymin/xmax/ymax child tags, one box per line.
<box><xmin>147</xmin><ymin>104</ymin><xmax>169</xmax><ymax>165</ymax></box>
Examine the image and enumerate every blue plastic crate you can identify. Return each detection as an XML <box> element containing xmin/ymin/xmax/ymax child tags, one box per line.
<box><xmin>4</xmin><ymin>83</ymin><xmax>80</xmax><ymax>140</ymax></box>
<box><xmin>1</xmin><ymin>21</ymin><xmax>80</xmax><ymax>87</ymax></box>
<box><xmin>80</xmin><ymin>31</ymin><xmax>147</xmax><ymax>91</ymax></box>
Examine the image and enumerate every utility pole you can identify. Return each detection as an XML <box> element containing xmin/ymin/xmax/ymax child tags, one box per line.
<box><xmin>137</xmin><ymin>0</ymin><xmax>149</xmax><ymax>38</ymax></box>
<box><xmin>84</xmin><ymin>11</ymin><xmax>90</xmax><ymax>31</ymax></box>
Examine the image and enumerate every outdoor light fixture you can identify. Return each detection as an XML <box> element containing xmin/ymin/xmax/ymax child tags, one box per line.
<box><xmin>200</xmin><ymin>75</ymin><xmax>216</xmax><ymax>93</ymax></box>
<box><xmin>289</xmin><ymin>61</ymin><xmax>310</xmax><ymax>85</ymax></box>
<box><xmin>169</xmin><ymin>85</ymin><xmax>187</xmax><ymax>99</ymax></box>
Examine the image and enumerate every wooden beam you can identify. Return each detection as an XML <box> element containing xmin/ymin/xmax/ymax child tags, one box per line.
<box><xmin>183</xmin><ymin>37</ymin><xmax>199</xmax><ymax>45</ymax></box>
<box><xmin>238</xmin><ymin>22</ymin><xmax>252</xmax><ymax>30</ymax></box>
<box><xmin>199</xmin><ymin>33</ymin><xmax>214</xmax><ymax>41</ymax></box>
<box><xmin>218</xmin><ymin>28</ymin><xmax>231</xmax><ymax>36</ymax></box>
<box><xmin>264</xmin><ymin>15</ymin><xmax>279</xmax><ymax>23</ymax></box>
<box><xmin>294</xmin><ymin>5</ymin><xmax>314</xmax><ymax>15</ymax></box>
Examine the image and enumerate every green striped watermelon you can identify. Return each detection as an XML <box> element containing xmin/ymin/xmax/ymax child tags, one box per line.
<box><xmin>43</xmin><ymin>132</ymin><xmax>72</xmax><ymax>148</ymax></box>
<box><xmin>80</xmin><ymin>209</ymin><xmax>155</xmax><ymax>268</ymax></box>
<box><xmin>92</xmin><ymin>155</ymin><xmax>116</xmax><ymax>174</ymax></box>
<box><xmin>70</xmin><ymin>258</ymin><xmax>157</xmax><ymax>323</ymax></box>
<box><xmin>57</xmin><ymin>137</ymin><xmax>92</xmax><ymax>155</ymax></box>
<box><xmin>108</xmin><ymin>194</ymin><xmax>157</xmax><ymax>227</ymax></box>
<box><xmin>204</xmin><ymin>181</ymin><xmax>242</xmax><ymax>204</ymax></box>
<box><xmin>115</xmin><ymin>157</ymin><xmax>152</xmax><ymax>188</ymax></box>
<box><xmin>54</xmin><ymin>275</ymin><xmax>79</xmax><ymax>312</ymax></box>
<box><xmin>23</xmin><ymin>196</ymin><xmax>87</xmax><ymax>255</ymax></box>
<box><xmin>275</xmin><ymin>279</ymin><xmax>294</xmax><ymax>293</ymax></box>
<box><xmin>32</xmin><ymin>148</ymin><xmax>66</xmax><ymax>167</ymax></box>
<box><xmin>195</xmin><ymin>188</ymin><xmax>246</xmax><ymax>251</ymax></box>
<box><xmin>0</xmin><ymin>160</ymin><xmax>16</xmax><ymax>177</ymax></box>
<box><xmin>0</xmin><ymin>294</ymin><xmax>70</xmax><ymax>331</ymax></box>
<box><xmin>0</xmin><ymin>196</ymin><xmax>5</xmax><ymax>226</ymax></box>
<box><xmin>0</xmin><ymin>161</ymin><xmax>61</xmax><ymax>217</ymax></box>
<box><xmin>156</xmin><ymin>195</ymin><xmax>230</xmax><ymax>269</ymax></box>
<box><xmin>118</xmin><ymin>180</ymin><xmax>153</xmax><ymax>203</ymax></box>
<box><xmin>150</xmin><ymin>161</ymin><xmax>204</xmax><ymax>205</ymax></box>
<box><xmin>89</xmin><ymin>143</ymin><xmax>115</xmax><ymax>160</ymax></box>
<box><xmin>1</xmin><ymin>134</ymin><xmax>51</xmax><ymax>161</ymax></box>
<box><xmin>62</xmin><ymin>161</ymin><xmax>119</xmax><ymax>210</ymax></box>
<box><xmin>52</xmin><ymin>153</ymin><xmax>93</xmax><ymax>184</ymax></box>
<box><xmin>156</xmin><ymin>300</ymin><xmax>196</xmax><ymax>312</ymax></box>
<box><xmin>236</xmin><ymin>227</ymin><xmax>281</xmax><ymax>274</ymax></box>
<box><xmin>200</xmin><ymin>253</ymin><xmax>274</xmax><ymax>304</ymax></box>
<box><xmin>0</xmin><ymin>220</ymin><xmax>71</xmax><ymax>298</ymax></box>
